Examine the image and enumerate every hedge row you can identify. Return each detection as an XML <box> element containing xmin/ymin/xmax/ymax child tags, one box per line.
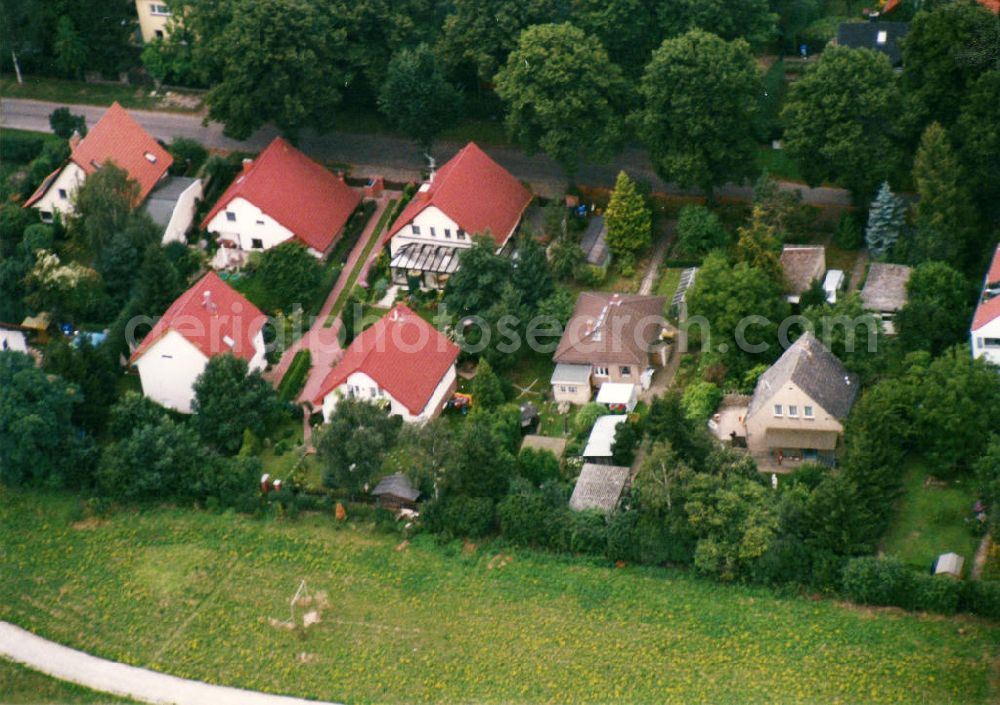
<box><xmin>277</xmin><ymin>349</ymin><xmax>311</xmax><ymax>403</ymax></box>
<box><xmin>0</xmin><ymin>133</ymin><xmax>46</xmax><ymax>165</ymax></box>
<box><xmin>841</xmin><ymin>556</ymin><xmax>1000</xmax><ymax>620</ymax></box>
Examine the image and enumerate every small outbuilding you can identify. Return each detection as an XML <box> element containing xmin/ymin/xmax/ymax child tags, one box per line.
<box><xmin>0</xmin><ymin>323</ymin><xmax>29</xmax><ymax>353</ymax></box>
<box><xmin>569</xmin><ymin>463</ymin><xmax>631</xmax><ymax>514</ymax></box>
<box><xmin>579</xmin><ymin>216</ymin><xmax>611</xmax><ymax>269</ymax></box>
<box><xmin>933</xmin><ymin>552</ymin><xmax>964</xmax><ymax>579</ymax></box>
<box><xmin>582</xmin><ymin>414</ymin><xmax>627</xmax><ymax>464</ymax></box>
<box><xmin>595</xmin><ymin>382</ymin><xmax>638</xmax><ymax>413</ymax></box>
<box><xmin>371</xmin><ymin>473</ymin><xmax>420</xmax><ymax>511</ymax></box>
<box><xmin>550</xmin><ymin>362</ymin><xmax>593</xmax><ymax>405</ymax></box>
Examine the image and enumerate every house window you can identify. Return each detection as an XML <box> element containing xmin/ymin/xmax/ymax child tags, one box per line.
<box><xmin>155</xmin><ymin>29</ymin><xmax>164</xmax><ymax>39</ymax></box>
<box><xmin>876</xmin><ymin>30</ymin><xmax>888</xmax><ymax>44</ymax></box>
<box><xmin>567</xmin><ymin>385</ymin><xmax>576</xmax><ymax>393</ymax></box>
<box><xmin>225</xmin><ymin>211</ymin><xmax>236</xmax><ymax>222</ymax></box>
<box><xmin>595</xmin><ymin>366</ymin><xmax>609</xmax><ymax>377</ymax></box>
<box><xmin>620</xmin><ymin>365</ymin><xmax>631</xmax><ymax>377</ymax></box>
<box><xmin>773</xmin><ymin>404</ymin><xmax>783</xmax><ymax>417</ymax></box>
<box><xmin>444</xmin><ymin>229</ymin><xmax>452</xmax><ymax>239</ymax></box>
<box><xmin>985</xmin><ymin>338</ymin><xmax>1000</xmax><ymax>348</ymax></box>
<box><xmin>255</xmin><ymin>219</ymin><xmax>265</xmax><ymax>226</ymax></box>
<box><xmin>788</xmin><ymin>405</ymin><xmax>798</xmax><ymax>418</ymax></box>
<box><xmin>370</xmin><ymin>388</ymin><xmax>378</xmax><ymax>398</ymax></box>
<box><xmin>411</xmin><ymin>225</ymin><xmax>421</xmax><ymax>236</ymax></box>
<box><xmin>40</xmin><ymin>211</ymin><xmax>53</xmax><ymax>223</ymax></box>
<box><xmin>804</xmin><ymin>406</ymin><xmax>814</xmax><ymax>419</ymax></box>
<box><xmin>457</xmin><ymin>229</ymin><xmax>466</xmax><ymax>240</ymax></box>
<box><xmin>58</xmin><ymin>188</ymin><xmax>68</xmax><ymax>200</ymax></box>
<box><xmin>430</xmin><ymin>227</ymin><xmax>437</xmax><ymax>238</ymax></box>
<box><xmin>151</xmin><ymin>3</ymin><xmax>170</xmax><ymax>15</ymax></box>
<box><xmin>161</xmin><ymin>354</ymin><xmax>173</xmax><ymax>359</ymax></box>
<box><xmin>251</xmin><ymin>238</ymin><xmax>263</xmax><ymax>249</ymax></box>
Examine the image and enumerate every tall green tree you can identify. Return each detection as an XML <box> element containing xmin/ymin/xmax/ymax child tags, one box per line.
<box><xmin>195</xmin><ymin>0</ymin><xmax>350</xmax><ymax>139</ymax></box>
<box><xmin>901</xmin><ymin>0</ymin><xmax>998</xmax><ymax>132</ymax></box>
<box><xmin>316</xmin><ymin>398</ymin><xmax>402</xmax><ymax>498</ymax></box>
<box><xmin>734</xmin><ymin>208</ymin><xmax>784</xmax><ymax>285</ymax></box>
<box><xmin>443</xmin><ymin>237</ymin><xmax>513</xmax><ymax>318</ymax></box>
<box><xmin>676</xmin><ymin>205</ymin><xmax>729</xmax><ymax>257</ymax></box>
<box><xmin>71</xmin><ymin>163</ymin><xmax>140</xmax><ymax>253</ymax></box>
<box><xmin>781</xmin><ymin>46</ymin><xmax>902</xmax><ymax>202</ymax></box>
<box><xmin>52</xmin><ymin>15</ymin><xmax>86</xmax><ymax>78</ymax></box>
<box><xmin>437</xmin><ymin>0</ymin><xmax>559</xmax><ymax>83</ymax></box>
<box><xmin>910</xmin><ymin>122</ymin><xmax>978</xmax><ymax>269</ymax></box>
<box><xmin>895</xmin><ymin>261</ymin><xmax>974</xmax><ymax>357</ymax></box>
<box><xmin>495</xmin><ymin>23</ymin><xmax>628</xmax><ymax>178</ymax></box>
<box><xmin>660</xmin><ymin>0</ymin><xmax>776</xmax><ymax>46</ymax></box>
<box><xmin>604</xmin><ymin>171</ymin><xmax>652</xmax><ymax>267</ymax></box>
<box><xmin>471</xmin><ymin>358</ymin><xmax>505</xmax><ymax>410</ymax></box>
<box><xmin>570</xmin><ymin>0</ymin><xmax>662</xmax><ymax>76</ymax></box>
<box><xmin>954</xmin><ymin>70</ymin><xmax>1000</xmax><ymax>224</ymax></box>
<box><xmin>191</xmin><ymin>354</ymin><xmax>283</xmax><ymax>455</ymax></box>
<box><xmin>637</xmin><ymin>30</ymin><xmax>760</xmax><ymax>199</ymax></box>
<box><xmin>0</xmin><ymin>351</ymin><xmax>87</xmax><ymax>487</ymax></box>
<box><xmin>43</xmin><ymin>338</ymin><xmax>118</xmax><ymax>435</ymax></box>
<box><xmin>511</xmin><ymin>235</ymin><xmax>554</xmax><ymax>313</ymax></box>
<box><xmin>378</xmin><ymin>44</ymin><xmax>463</xmax><ymax>150</ymax></box>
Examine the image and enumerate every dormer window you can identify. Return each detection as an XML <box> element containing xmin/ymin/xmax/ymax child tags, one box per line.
<box><xmin>876</xmin><ymin>30</ymin><xmax>887</xmax><ymax>45</ymax></box>
<box><xmin>144</xmin><ymin>152</ymin><xmax>157</xmax><ymax>163</ymax></box>
<box><xmin>223</xmin><ymin>335</ymin><xmax>235</xmax><ymax>348</ymax></box>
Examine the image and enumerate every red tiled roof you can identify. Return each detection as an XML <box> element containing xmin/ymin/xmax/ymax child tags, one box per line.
<box><xmin>26</xmin><ymin>102</ymin><xmax>172</xmax><ymax>208</ymax></box>
<box><xmin>976</xmin><ymin>0</ymin><xmax>999</xmax><ymax>14</ymax></box>
<box><xmin>130</xmin><ymin>271</ymin><xmax>267</xmax><ymax>364</ymax></box>
<box><xmin>313</xmin><ymin>303</ymin><xmax>459</xmax><ymax>416</ymax></box>
<box><xmin>386</xmin><ymin>142</ymin><xmax>532</xmax><ymax>246</ymax></box>
<box><xmin>200</xmin><ymin>137</ymin><xmax>361</xmax><ymax>253</ymax></box>
<box><xmin>972</xmin><ymin>244</ymin><xmax>1000</xmax><ymax>331</ymax></box>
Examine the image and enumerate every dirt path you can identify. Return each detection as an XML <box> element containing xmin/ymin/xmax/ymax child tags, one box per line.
<box><xmin>638</xmin><ymin>220</ymin><xmax>675</xmax><ymax>296</ymax></box>
<box><xmin>971</xmin><ymin>534</ymin><xmax>993</xmax><ymax>580</ymax></box>
<box><xmin>0</xmin><ymin>621</ymin><xmax>342</xmax><ymax>705</ymax></box>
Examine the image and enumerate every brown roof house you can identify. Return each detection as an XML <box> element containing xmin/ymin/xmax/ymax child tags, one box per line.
<box><xmin>739</xmin><ymin>333</ymin><xmax>858</xmax><ymax>467</ymax></box>
<box><xmin>861</xmin><ymin>263</ymin><xmax>912</xmax><ymax>335</ymax></box>
<box><xmin>780</xmin><ymin>246</ymin><xmax>826</xmax><ymax>305</ymax></box>
<box><xmin>550</xmin><ymin>292</ymin><xmax>670</xmax><ymax>406</ymax></box>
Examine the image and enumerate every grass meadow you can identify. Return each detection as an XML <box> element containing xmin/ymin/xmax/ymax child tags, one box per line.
<box><xmin>1</xmin><ymin>488</ymin><xmax>997</xmax><ymax>705</ymax></box>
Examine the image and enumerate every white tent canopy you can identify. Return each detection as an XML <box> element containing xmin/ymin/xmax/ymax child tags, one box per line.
<box><xmin>596</xmin><ymin>382</ymin><xmax>638</xmax><ymax>412</ymax></box>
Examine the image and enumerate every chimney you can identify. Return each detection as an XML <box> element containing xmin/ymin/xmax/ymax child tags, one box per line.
<box><xmin>337</xmin><ymin>171</ymin><xmax>345</xmax><ymax>183</ymax></box>
<box><xmin>69</xmin><ymin>130</ymin><xmax>82</xmax><ymax>151</ymax></box>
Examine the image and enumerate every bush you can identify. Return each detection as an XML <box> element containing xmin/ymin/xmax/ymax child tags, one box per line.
<box><xmin>498</xmin><ymin>485</ymin><xmax>553</xmax><ymax>546</ymax></box>
<box><xmin>566</xmin><ymin>509</ymin><xmax>608</xmax><ymax>555</ymax></box>
<box><xmin>676</xmin><ymin>205</ymin><xmax>729</xmax><ymax>257</ymax></box>
<box><xmin>423</xmin><ymin>495</ymin><xmax>496</xmax><ymax>538</ymax></box>
<box><xmin>277</xmin><ymin>349</ymin><xmax>311</xmax><ymax>403</ymax></box>
<box><xmin>48</xmin><ymin>108</ymin><xmax>87</xmax><ymax>139</ymax></box>
<box><xmin>959</xmin><ymin>580</ymin><xmax>1000</xmax><ymax>620</ymax></box>
<box><xmin>168</xmin><ymin>138</ymin><xmax>208</xmax><ymax>176</ymax></box>
<box><xmin>0</xmin><ymin>132</ymin><xmax>45</xmax><ymax>164</ymax></box>
<box><xmin>517</xmin><ymin>447</ymin><xmax>561</xmax><ymax>486</ymax></box>
<box><xmin>908</xmin><ymin>573</ymin><xmax>961</xmax><ymax>615</ymax></box>
<box><xmin>833</xmin><ymin>212</ymin><xmax>864</xmax><ymax>250</ymax></box>
<box><xmin>572</xmin><ymin>402</ymin><xmax>607</xmax><ymax>438</ymax></box>
<box><xmin>681</xmin><ymin>382</ymin><xmax>723</xmax><ymax>423</ymax></box>
<box><xmin>840</xmin><ymin>556</ymin><xmax>913</xmax><ymax>607</ymax></box>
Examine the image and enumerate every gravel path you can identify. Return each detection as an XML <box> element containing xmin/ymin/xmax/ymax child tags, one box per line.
<box><xmin>0</xmin><ymin>621</ymin><xmax>341</xmax><ymax>705</ymax></box>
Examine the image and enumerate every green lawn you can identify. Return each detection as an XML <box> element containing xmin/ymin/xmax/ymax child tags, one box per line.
<box><xmin>756</xmin><ymin>146</ymin><xmax>803</xmax><ymax>183</ymax></box>
<box><xmin>882</xmin><ymin>460</ymin><xmax>982</xmax><ymax>573</ymax></box>
<box><xmin>1</xmin><ymin>488</ymin><xmax>997</xmax><ymax>705</ymax></box>
<box><xmin>0</xmin><ymin>659</ymin><xmax>135</xmax><ymax>704</ymax></box>
<box><xmin>0</xmin><ymin>75</ymin><xmax>202</xmax><ymax>112</ymax></box>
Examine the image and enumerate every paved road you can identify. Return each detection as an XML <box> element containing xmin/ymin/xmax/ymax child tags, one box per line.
<box><xmin>1</xmin><ymin>97</ymin><xmax>852</xmax><ymax>206</ymax></box>
<box><xmin>0</xmin><ymin>621</ymin><xmax>342</xmax><ymax>705</ymax></box>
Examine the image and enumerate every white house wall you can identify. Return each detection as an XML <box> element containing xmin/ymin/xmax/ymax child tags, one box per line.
<box><xmin>0</xmin><ymin>330</ymin><xmax>28</xmax><ymax>353</ymax></box>
<box><xmin>32</xmin><ymin>162</ymin><xmax>87</xmax><ymax>221</ymax></box>
<box><xmin>134</xmin><ymin>329</ymin><xmax>209</xmax><ymax>413</ymax></box>
<box><xmin>390</xmin><ymin>206</ymin><xmax>469</xmax><ymax>257</ymax></box>
<box><xmin>972</xmin><ymin>317</ymin><xmax>1000</xmax><ymax>367</ymax></box>
<box><xmin>204</xmin><ymin>196</ymin><xmax>297</xmax><ymax>255</ymax></box>
<box><xmin>248</xmin><ymin>329</ymin><xmax>267</xmax><ymax>373</ymax></box>
<box><xmin>161</xmin><ymin>179</ymin><xmax>203</xmax><ymax>245</ymax></box>
<box><xmin>744</xmin><ymin>381</ymin><xmax>844</xmax><ymax>454</ymax></box>
<box><xmin>320</xmin><ymin>365</ymin><xmax>456</xmax><ymax>424</ymax></box>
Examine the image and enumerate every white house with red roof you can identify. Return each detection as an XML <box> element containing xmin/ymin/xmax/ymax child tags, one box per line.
<box><xmin>130</xmin><ymin>272</ymin><xmax>268</xmax><ymax>413</ymax></box>
<box><xmin>386</xmin><ymin>142</ymin><xmax>532</xmax><ymax>289</ymax></box>
<box><xmin>25</xmin><ymin>102</ymin><xmax>172</xmax><ymax>223</ymax></box>
<box><xmin>201</xmin><ymin>137</ymin><xmax>361</xmax><ymax>267</ymax></box>
<box><xmin>312</xmin><ymin>304</ymin><xmax>459</xmax><ymax>423</ymax></box>
<box><xmin>971</xmin><ymin>243</ymin><xmax>1000</xmax><ymax>367</ymax></box>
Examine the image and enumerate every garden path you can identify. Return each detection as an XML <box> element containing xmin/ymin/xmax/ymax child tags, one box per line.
<box><xmin>0</xmin><ymin>621</ymin><xmax>343</xmax><ymax>705</ymax></box>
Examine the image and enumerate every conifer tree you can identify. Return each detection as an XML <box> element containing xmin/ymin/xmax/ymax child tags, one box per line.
<box><xmin>604</xmin><ymin>170</ymin><xmax>652</xmax><ymax>269</ymax></box>
<box><xmin>865</xmin><ymin>182</ymin><xmax>904</xmax><ymax>258</ymax></box>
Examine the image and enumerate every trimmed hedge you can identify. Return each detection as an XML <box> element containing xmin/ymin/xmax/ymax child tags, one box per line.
<box><xmin>277</xmin><ymin>349</ymin><xmax>311</xmax><ymax>403</ymax></box>
<box><xmin>841</xmin><ymin>556</ymin><xmax>972</xmax><ymax>618</ymax></box>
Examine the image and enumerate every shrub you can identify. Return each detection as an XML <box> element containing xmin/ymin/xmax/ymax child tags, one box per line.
<box><xmin>168</xmin><ymin>138</ymin><xmax>208</xmax><ymax>176</ymax></box>
<box><xmin>423</xmin><ymin>495</ymin><xmax>496</xmax><ymax>538</ymax></box>
<box><xmin>959</xmin><ymin>580</ymin><xmax>1000</xmax><ymax>620</ymax></box>
<box><xmin>48</xmin><ymin>108</ymin><xmax>87</xmax><ymax>139</ymax></box>
<box><xmin>833</xmin><ymin>212</ymin><xmax>864</xmax><ymax>250</ymax></box>
<box><xmin>517</xmin><ymin>447</ymin><xmax>561</xmax><ymax>486</ymax></box>
<box><xmin>0</xmin><ymin>132</ymin><xmax>45</xmax><ymax>164</ymax></box>
<box><xmin>908</xmin><ymin>573</ymin><xmax>961</xmax><ymax>615</ymax></box>
<box><xmin>676</xmin><ymin>205</ymin><xmax>729</xmax><ymax>257</ymax></box>
<box><xmin>567</xmin><ymin>509</ymin><xmax>608</xmax><ymax>555</ymax></box>
<box><xmin>278</xmin><ymin>349</ymin><xmax>311</xmax><ymax>403</ymax></box>
<box><xmin>841</xmin><ymin>556</ymin><xmax>913</xmax><ymax>607</ymax></box>
<box><xmin>681</xmin><ymin>381</ymin><xmax>723</xmax><ymax>423</ymax></box>
<box><xmin>498</xmin><ymin>484</ymin><xmax>553</xmax><ymax>546</ymax></box>
<box><xmin>573</xmin><ymin>403</ymin><xmax>607</xmax><ymax>438</ymax></box>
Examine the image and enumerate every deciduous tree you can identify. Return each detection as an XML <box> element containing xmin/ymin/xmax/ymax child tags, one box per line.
<box><xmin>378</xmin><ymin>43</ymin><xmax>462</xmax><ymax>149</ymax></box>
<box><xmin>253</xmin><ymin>241</ymin><xmax>324</xmax><ymax>314</ymax></box>
<box><xmin>316</xmin><ymin>398</ymin><xmax>402</xmax><ymax>498</ymax></box>
<box><xmin>895</xmin><ymin>261</ymin><xmax>974</xmax><ymax>357</ymax></box>
<box><xmin>676</xmin><ymin>205</ymin><xmax>729</xmax><ymax>257</ymax></box>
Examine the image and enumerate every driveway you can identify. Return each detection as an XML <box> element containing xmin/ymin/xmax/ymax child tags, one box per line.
<box><xmin>1</xmin><ymin>97</ymin><xmax>852</xmax><ymax>206</ymax></box>
<box><xmin>0</xmin><ymin>621</ymin><xmax>342</xmax><ymax>705</ymax></box>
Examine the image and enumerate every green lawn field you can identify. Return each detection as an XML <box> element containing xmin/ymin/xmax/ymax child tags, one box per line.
<box><xmin>1</xmin><ymin>488</ymin><xmax>997</xmax><ymax>705</ymax></box>
<box><xmin>0</xmin><ymin>659</ymin><xmax>134</xmax><ymax>704</ymax></box>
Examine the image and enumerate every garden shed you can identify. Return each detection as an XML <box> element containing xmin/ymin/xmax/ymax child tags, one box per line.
<box><xmin>582</xmin><ymin>415</ymin><xmax>627</xmax><ymax>464</ymax></box>
<box><xmin>371</xmin><ymin>473</ymin><xmax>420</xmax><ymax>511</ymax></box>
<box><xmin>933</xmin><ymin>552</ymin><xmax>964</xmax><ymax>579</ymax></box>
<box><xmin>569</xmin><ymin>463</ymin><xmax>631</xmax><ymax>514</ymax></box>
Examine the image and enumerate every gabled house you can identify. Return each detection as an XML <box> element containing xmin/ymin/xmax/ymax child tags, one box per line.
<box><xmin>130</xmin><ymin>272</ymin><xmax>267</xmax><ymax>413</ymax></box>
<box><xmin>385</xmin><ymin>142</ymin><xmax>532</xmax><ymax>289</ymax></box>
<box><xmin>551</xmin><ymin>292</ymin><xmax>669</xmax><ymax>405</ymax></box>
<box><xmin>201</xmin><ymin>137</ymin><xmax>361</xmax><ymax>267</ymax></box>
<box><xmin>25</xmin><ymin>102</ymin><xmax>172</xmax><ymax>223</ymax></box>
<box><xmin>780</xmin><ymin>245</ymin><xmax>826</xmax><ymax>305</ymax></box>
<box><xmin>742</xmin><ymin>333</ymin><xmax>858</xmax><ymax>465</ymax></box>
<box><xmin>861</xmin><ymin>262</ymin><xmax>912</xmax><ymax>335</ymax></box>
<box><xmin>313</xmin><ymin>303</ymin><xmax>459</xmax><ymax>423</ymax></box>
<box><xmin>837</xmin><ymin>21</ymin><xmax>909</xmax><ymax>66</ymax></box>
<box><xmin>971</xmin><ymin>243</ymin><xmax>1000</xmax><ymax>367</ymax></box>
